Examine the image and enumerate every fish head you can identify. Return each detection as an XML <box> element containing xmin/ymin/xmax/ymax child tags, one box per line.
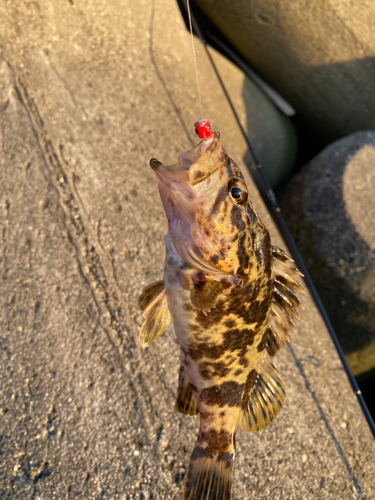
<box><xmin>150</xmin><ymin>132</ymin><xmax>256</xmax><ymax>276</ymax></box>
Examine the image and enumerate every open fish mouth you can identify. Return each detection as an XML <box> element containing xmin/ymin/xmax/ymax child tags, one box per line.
<box><xmin>150</xmin><ymin>131</ymin><xmax>224</xmax><ymax>180</ymax></box>
<box><xmin>150</xmin><ymin>132</ymin><xmax>229</xmax><ymax>275</ymax></box>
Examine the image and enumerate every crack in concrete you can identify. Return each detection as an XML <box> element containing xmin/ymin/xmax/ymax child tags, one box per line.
<box><xmin>49</xmin><ymin>57</ymin><xmax>89</xmax><ymax>121</ymax></box>
<box><xmin>2</xmin><ymin>59</ymin><xmax>170</xmax><ymax>463</ymax></box>
<box><xmin>96</xmin><ymin>217</ymin><xmax>117</xmax><ymax>287</ymax></box>
<box><xmin>13</xmin><ymin>71</ymin><xmax>127</xmax><ymax>352</ymax></box>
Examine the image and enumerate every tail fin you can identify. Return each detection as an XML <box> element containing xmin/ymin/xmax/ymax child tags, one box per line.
<box><xmin>184</xmin><ymin>446</ymin><xmax>234</xmax><ymax>500</ymax></box>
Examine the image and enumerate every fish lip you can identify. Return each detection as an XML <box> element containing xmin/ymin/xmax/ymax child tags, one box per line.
<box><xmin>149</xmin><ymin>158</ymin><xmax>163</xmax><ymax>172</ymax></box>
<box><xmin>149</xmin><ymin>132</ymin><xmax>225</xmax><ymax>203</ymax></box>
<box><xmin>150</xmin><ymin>158</ymin><xmax>188</xmax><ymax>176</ymax></box>
<box><xmin>149</xmin><ymin>131</ymin><xmax>220</xmax><ymax>178</ymax></box>
<box><xmin>150</xmin><ymin>158</ymin><xmax>193</xmax><ymax>202</ymax></box>
<box><xmin>153</xmin><ymin>167</ymin><xmax>195</xmax><ymax>203</ymax></box>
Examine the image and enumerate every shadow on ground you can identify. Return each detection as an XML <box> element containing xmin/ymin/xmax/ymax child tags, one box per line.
<box><xmin>276</xmin><ymin>135</ymin><xmax>375</xmax><ymax>416</ymax></box>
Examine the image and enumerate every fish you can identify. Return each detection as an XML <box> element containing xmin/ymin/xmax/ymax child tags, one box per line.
<box><xmin>138</xmin><ymin>131</ymin><xmax>303</xmax><ymax>499</ymax></box>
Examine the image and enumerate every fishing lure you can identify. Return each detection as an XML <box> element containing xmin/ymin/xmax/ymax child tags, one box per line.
<box><xmin>138</xmin><ymin>121</ymin><xmax>303</xmax><ymax>499</ymax></box>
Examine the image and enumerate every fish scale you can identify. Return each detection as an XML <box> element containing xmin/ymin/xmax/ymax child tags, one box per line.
<box><xmin>138</xmin><ymin>131</ymin><xmax>303</xmax><ymax>499</ymax></box>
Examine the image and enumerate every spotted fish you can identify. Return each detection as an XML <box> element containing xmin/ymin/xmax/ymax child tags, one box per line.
<box><xmin>138</xmin><ymin>132</ymin><xmax>303</xmax><ymax>499</ymax></box>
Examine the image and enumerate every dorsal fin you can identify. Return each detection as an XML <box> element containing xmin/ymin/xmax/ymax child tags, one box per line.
<box><xmin>262</xmin><ymin>246</ymin><xmax>304</xmax><ymax>356</ymax></box>
<box><xmin>238</xmin><ymin>357</ymin><xmax>286</xmax><ymax>433</ymax></box>
<box><xmin>272</xmin><ymin>246</ymin><xmax>304</xmax><ymax>277</ymax></box>
<box><xmin>239</xmin><ymin>246</ymin><xmax>303</xmax><ymax>430</ymax></box>
<box><xmin>139</xmin><ymin>282</ymin><xmax>171</xmax><ymax>348</ymax></box>
<box><xmin>175</xmin><ymin>366</ymin><xmax>199</xmax><ymax>415</ymax></box>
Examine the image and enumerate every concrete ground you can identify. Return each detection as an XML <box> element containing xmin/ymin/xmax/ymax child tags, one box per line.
<box><xmin>0</xmin><ymin>1</ymin><xmax>374</xmax><ymax>499</ymax></box>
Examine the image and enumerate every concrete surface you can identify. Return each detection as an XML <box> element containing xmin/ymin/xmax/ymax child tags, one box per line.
<box><xmin>196</xmin><ymin>0</ymin><xmax>375</xmax><ymax>141</ymax></box>
<box><xmin>278</xmin><ymin>132</ymin><xmax>375</xmax><ymax>380</ymax></box>
<box><xmin>0</xmin><ymin>1</ymin><xmax>374</xmax><ymax>499</ymax></box>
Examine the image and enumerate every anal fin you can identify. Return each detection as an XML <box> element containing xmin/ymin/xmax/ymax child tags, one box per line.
<box><xmin>139</xmin><ymin>283</ymin><xmax>171</xmax><ymax>348</ymax></box>
<box><xmin>239</xmin><ymin>357</ymin><xmax>286</xmax><ymax>433</ymax></box>
<box><xmin>175</xmin><ymin>366</ymin><xmax>199</xmax><ymax>415</ymax></box>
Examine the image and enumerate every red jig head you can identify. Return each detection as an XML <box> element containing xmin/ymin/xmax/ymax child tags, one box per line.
<box><xmin>194</xmin><ymin>119</ymin><xmax>212</xmax><ymax>140</ymax></box>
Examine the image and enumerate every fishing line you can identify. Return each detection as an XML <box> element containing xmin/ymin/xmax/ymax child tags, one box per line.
<box><xmin>149</xmin><ymin>0</ymin><xmax>194</xmax><ymax>145</ymax></box>
<box><xmin>186</xmin><ymin>0</ymin><xmax>203</xmax><ymax>121</ymax></box>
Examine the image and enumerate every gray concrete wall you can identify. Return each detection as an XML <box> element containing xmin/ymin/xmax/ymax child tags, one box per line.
<box><xmin>0</xmin><ymin>1</ymin><xmax>374</xmax><ymax>498</ymax></box>
<box><xmin>196</xmin><ymin>0</ymin><xmax>375</xmax><ymax>141</ymax></box>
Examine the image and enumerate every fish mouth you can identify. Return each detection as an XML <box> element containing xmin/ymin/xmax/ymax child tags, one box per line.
<box><xmin>150</xmin><ymin>132</ymin><xmax>229</xmax><ymax>275</ymax></box>
<box><xmin>149</xmin><ymin>132</ymin><xmax>222</xmax><ymax>219</ymax></box>
<box><xmin>150</xmin><ymin>131</ymin><xmax>222</xmax><ymax>183</ymax></box>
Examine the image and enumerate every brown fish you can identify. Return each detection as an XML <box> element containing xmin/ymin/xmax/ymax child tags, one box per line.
<box><xmin>138</xmin><ymin>132</ymin><xmax>303</xmax><ymax>499</ymax></box>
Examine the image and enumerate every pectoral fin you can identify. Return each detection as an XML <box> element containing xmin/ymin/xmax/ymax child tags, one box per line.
<box><xmin>139</xmin><ymin>284</ymin><xmax>171</xmax><ymax>348</ymax></box>
<box><xmin>184</xmin><ymin>275</ymin><xmax>223</xmax><ymax>314</ymax></box>
<box><xmin>138</xmin><ymin>280</ymin><xmax>165</xmax><ymax>311</ymax></box>
<box><xmin>175</xmin><ymin>366</ymin><xmax>199</xmax><ymax>415</ymax></box>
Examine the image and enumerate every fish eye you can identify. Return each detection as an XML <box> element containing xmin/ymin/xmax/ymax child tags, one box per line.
<box><xmin>231</xmin><ymin>187</ymin><xmax>242</xmax><ymax>199</ymax></box>
<box><xmin>228</xmin><ymin>178</ymin><xmax>248</xmax><ymax>204</ymax></box>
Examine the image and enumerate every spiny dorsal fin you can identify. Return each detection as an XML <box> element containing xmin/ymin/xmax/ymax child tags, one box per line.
<box><xmin>139</xmin><ymin>285</ymin><xmax>171</xmax><ymax>348</ymax></box>
<box><xmin>138</xmin><ymin>280</ymin><xmax>165</xmax><ymax>311</ymax></box>
<box><xmin>175</xmin><ymin>366</ymin><xmax>199</xmax><ymax>415</ymax></box>
<box><xmin>266</xmin><ymin>307</ymin><xmax>290</xmax><ymax>356</ymax></box>
<box><xmin>259</xmin><ymin>327</ymin><xmax>286</xmax><ymax>357</ymax></box>
<box><xmin>264</xmin><ymin>247</ymin><xmax>304</xmax><ymax>356</ymax></box>
<box><xmin>274</xmin><ymin>274</ymin><xmax>304</xmax><ymax>295</ymax></box>
<box><xmin>272</xmin><ymin>246</ymin><xmax>304</xmax><ymax>277</ymax></box>
<box><xmin>184</xmin><ymin>275</ymin><xmax>223</xmax><ymax>315</ymax></box>
<box><xmin>239</xmin><ymin>357</ymin><xmax>286</xmax><ymax>433</ymax></box>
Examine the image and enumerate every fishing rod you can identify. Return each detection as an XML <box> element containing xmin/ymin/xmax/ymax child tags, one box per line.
<box><xmin>181</xmin><ymin>0</ymin><xmax>375</xmax><ymax>439</ymax></box>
